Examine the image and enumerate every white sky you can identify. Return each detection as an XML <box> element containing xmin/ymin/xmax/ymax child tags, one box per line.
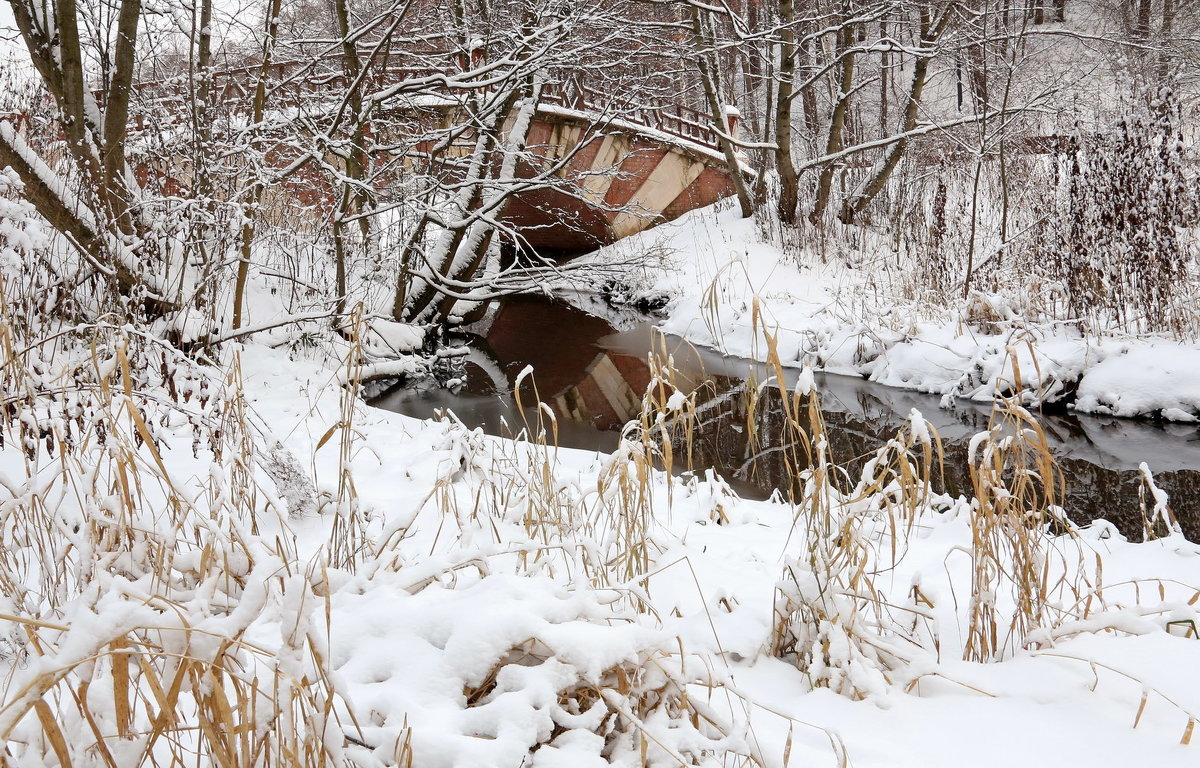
<box><xmin>0</xmin><ymin>5</ymin><xmax>21</xmax><ymax>64</ymax></box>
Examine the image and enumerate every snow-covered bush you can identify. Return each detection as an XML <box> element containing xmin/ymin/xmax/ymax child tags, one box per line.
<box><xmin>1053</xmin><ymin>104</ymin><xmax>1199</xmax><ymax>336</ymax></box>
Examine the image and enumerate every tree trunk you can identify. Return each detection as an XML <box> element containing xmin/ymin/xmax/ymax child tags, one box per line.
<box><xmin>799</xmin><ymin>28</ymin><xmax>819</xmax><ymax>152</ymax></box>
<box><xmin>775</xmin><ymin>0</ymin><xmax>800</xmax><ymax>224</ymax></box>
<box><xmin>189</xmin><ymin>0</ymin><xmax>217</xmax><ymax>312</ymax></box>
<box><xmin>1134</xmin><ymin>0</ymin><xmax>1152</xmax><ymax>40</ymax></box>
<box><xmin>100</xmin><ymin>0</ymin><xmax>141</xmax><ymax>233</ymax></box>
<box><xmin>690</xmin><ymin>5</ymin><xmax>754</xmax><ymax>219</ymax></box>
<box><xmin>400</xmin><ymin>84</ymin><xmax>529</xmax><ymax>323</ymax></box>
<box><xmin>330</xmin><ymin>0</ymin><xmax>374</xmax><ymax>319</ymax></box>
<box><xmin>233</xmin><ymin>0</ymin><xmax>285</xmax><ymax>330</ymax></box>
<box><xmin>839</xmin><ymin>5</ymin><xmax>953</xmax><ymax>224</ymax></box>
<box><xmin>1156</xmin><ymin>0</ymin><xmax>1175</xmax><ymax>93</ymax></box>
<box><xmin>810</xmin><ymin>5</ymin><xmax>856</xmax><ymax>225</ymax></box>
<box><xmin>4</xmin><ymin>0</ymin><xmax>178</xmax><ymax>315</ymax></box>
<box><xmin>879</xmin><ymin>18</ymin><xmax>889</xmax><ymax>137</ymax></box>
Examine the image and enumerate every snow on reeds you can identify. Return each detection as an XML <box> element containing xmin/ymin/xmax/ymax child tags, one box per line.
<box><xmin>0</xmin><ymin>279</ymin><xmax>352</xmax><ymax>764</ymax></box>
<box><xmin>2</xmin><ymin>271</ymin><xmax>1199</xmax><ymax>763</ymax></box>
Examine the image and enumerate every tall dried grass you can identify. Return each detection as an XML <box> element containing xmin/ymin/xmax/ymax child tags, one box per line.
<box><xmin>3</xmin><ymin>242</ymin><xmax>1196</xmax><ymax>764</ymax></box>
<box><xmin>960</xmin><ymin>395</ymin><xmax>1089</xmax><ymax>662</ymax></box>
<box><xmin>0</xmin><ymin>273</ymin><xmax>370</xmax><ymax>765</ymax></box>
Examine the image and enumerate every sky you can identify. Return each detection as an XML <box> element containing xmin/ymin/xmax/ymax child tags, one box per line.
<box><xmin>1</xmin><ymin>5</ymin><xmax>16</xmax><ymax>52</ymax></box>
<box><xmin>0</xmin><ymin>6</ymin><xmax>28</xmax><ymax>72</ymax></box>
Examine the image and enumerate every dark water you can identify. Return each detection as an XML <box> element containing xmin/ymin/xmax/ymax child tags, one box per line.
<box><xmin>370</xmin><ymin>295</ymin><xmax>1200</xmax><ymax>540</ymax></box>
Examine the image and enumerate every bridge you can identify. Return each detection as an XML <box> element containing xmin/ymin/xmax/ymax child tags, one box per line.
<box><xmin>511</xmin><ymin>77</ymin><xmax>745</xmax><ymax>252</ymax></box>
<box><xmin>124</xmin><ymin>60</ymin><xmax>749</xmax><ymax>254</ymax></box>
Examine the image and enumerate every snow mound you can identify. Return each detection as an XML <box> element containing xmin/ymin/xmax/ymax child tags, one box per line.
<box><xmin>1076</xmin><ymin>346</ymin><xmax>1200</xmax><ymax>420</ymax></box>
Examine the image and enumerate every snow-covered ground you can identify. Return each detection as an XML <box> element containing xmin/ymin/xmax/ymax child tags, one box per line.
<box><xmin>583</xmin><ymin>202</ymin><xmax>1200</xmax><ymax>423</ymax></box>
<box><xmin>2</xmin><ymin>183</ymin><xmax>1198</xmax><ymax>765</ymax></box>
<box><xmin>156</xmin><ymin>349</ymin><xmax>1200</xmax><ymax>766</ymax></box>
<box><xmin>4</xmin><ymin>329</ymin><xmax>1198</xmax><ymax>766</ymax></box>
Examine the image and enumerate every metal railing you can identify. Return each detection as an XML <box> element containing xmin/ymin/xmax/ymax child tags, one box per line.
<box><xmin>539</xmin><ymin>77</ymin><xmax>720</xmax><ymax>150</ymax></box>
<box><xmin>118</xmin><ymin>58</ymin><xmax>724</xmax><ymax>152</ymax></box>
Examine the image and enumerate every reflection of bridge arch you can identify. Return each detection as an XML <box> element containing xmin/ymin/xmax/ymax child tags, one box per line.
<box><xmin>460</xmin><ymin>347</ymin><xmax>509</xmax><ymax>394</ymax></box>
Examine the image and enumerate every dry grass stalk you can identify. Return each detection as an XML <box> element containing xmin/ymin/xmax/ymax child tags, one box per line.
<box><xmin>961</xmin><ymin>390</ymin><xmax>1091</xmax><ymax>662</ymax></box>
<box><xmin>325</xmin><ymin>304</ymin><xmax>368</xmax><ymax>571</ymax></box>
<box><xmin>0</xmin><ymin>276</ymin><xmax>369</xmax><ymax>765</ymax></box>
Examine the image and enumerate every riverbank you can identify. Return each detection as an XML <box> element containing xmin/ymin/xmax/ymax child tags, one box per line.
<box><xmin>3</xmin><ymin>314</ymin><xmax>1199</xmax><ymax>765</ymax></box>
<box><xmin>580</xmin><ymin>202</ymin><xmax>1200</xmax><ymax>423</ymax></box>
<box><xmin>154</xmin><ymin>346</ymin><xmax>1200</xmax><ymax>766</ymax></box>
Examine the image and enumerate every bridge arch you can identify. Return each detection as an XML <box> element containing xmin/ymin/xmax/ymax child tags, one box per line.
<box><xmin>505</xmin><ymin>106</ymin><xmax>744</xmax><ymax>254</ymax></box>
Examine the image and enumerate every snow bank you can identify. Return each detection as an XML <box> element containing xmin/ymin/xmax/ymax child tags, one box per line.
<box><xmin>583</xmin><ymin>202</ymin><xmax>1200</xmax><ymax>422</ymax></box>
<box><xmin>1076</xmin><ymin>346</ymin><xmax>1200</xmax><ymax>421</ymax></box>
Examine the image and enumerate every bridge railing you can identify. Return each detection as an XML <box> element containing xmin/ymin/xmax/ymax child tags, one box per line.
<box><xmin>115</xmin><ymin>58</ymin><xmax>725</xmax><ymax>152</ymax></box>
<box><xmin>539</xmin><ymin>77</ymin><xmax>720</xmax><ymax>151</ymax></box>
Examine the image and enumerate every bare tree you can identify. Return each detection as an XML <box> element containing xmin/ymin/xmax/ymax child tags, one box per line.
<box><xmin>1</xmin><ymin>0</ymin><xmax>176</xmax><ymax>316</ymax></box>
<box><xmin>685</xmin><ymin>1</ymin><xmax>755</xmax><ymax>218</ymax></box>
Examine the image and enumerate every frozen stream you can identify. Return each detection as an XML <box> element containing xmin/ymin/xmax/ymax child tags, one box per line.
<box><xmin>370</xmin><ymin>295</ymin><xmax>1200</xmax><ymax>540</ymax></box>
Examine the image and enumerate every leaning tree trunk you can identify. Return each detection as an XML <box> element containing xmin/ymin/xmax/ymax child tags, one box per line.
<box><xmin>690</xmin><ymin>5</ymin><xmax>754</xmax><ymax>219</ymax></box>
<box><xmin>839</xmin><ymin>5</ymin><xmax>954</xmax><ymax>224</ymax></box>
<box><xmin>398</xmin><ymin>81</ymin><xmax>531</xmax><ymax>324</ymax></box>
<box><xmin>809</xmin><ymin>5</ymin><xmax>856</xmax><ymax>225</ymax></box>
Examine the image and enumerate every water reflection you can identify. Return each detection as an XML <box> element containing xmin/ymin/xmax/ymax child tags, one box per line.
<box><xmin>369</xmin><ymin>296</ymin><xmax>1200</xmax><ymax>540</ymax></box>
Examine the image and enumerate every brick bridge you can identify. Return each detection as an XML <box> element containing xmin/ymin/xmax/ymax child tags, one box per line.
<box><xmin>503</xmin><ymin>78</ymin><xmax>747</xmax><ymax>253</ymax></box>
<box><xmin>131</xmin><ymin>61</ymin><xmax>749</xmax><ymax>254</ymax></box>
